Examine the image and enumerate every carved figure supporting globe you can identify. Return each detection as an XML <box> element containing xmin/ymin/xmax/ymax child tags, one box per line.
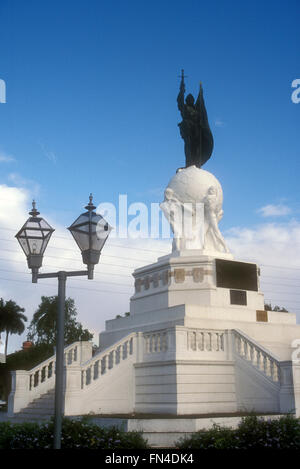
<box><xmin>160</xmin><ymin>166</ymin><xmax>230</xmax><ymax>255</ymax></box>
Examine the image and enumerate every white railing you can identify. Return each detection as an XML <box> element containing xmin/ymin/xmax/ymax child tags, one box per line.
<box><xmin>142</xmin><ymin>327</ymin><xmax>227</xmax><ymax>360</ymax></box>
<box><xmin>144</xmin><ymin>331</ymin><xmax>168</xmax><ymax>354</ymax></box>
<box><xmin>28</xmin><ymin>342</ymin><xmax>81</xmax><ymax>392</ymax></box>
<box><xmin>232</xmin><ymin>329</ymin><xmax>280</xmax><ymax>383</ymax></box>
<box><xmin>81</xmin><ymin>333</ymin><xmax>135</xmax><ymax>389</ymax></box>
<box><xmin>187</xmin><ymin>329</ymin><xmax>225</xmax><ymax>352</ymax></box>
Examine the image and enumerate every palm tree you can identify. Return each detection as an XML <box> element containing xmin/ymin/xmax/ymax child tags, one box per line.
<box><xmin>0</xmin><ymin>298</ymin><xmax>27</xmax><ymax>359</ymax></box>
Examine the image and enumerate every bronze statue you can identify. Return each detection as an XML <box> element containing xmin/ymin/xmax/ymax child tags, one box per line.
<box><xmin>177</xmin><ymin>70</ymin><xmax>214</xmax><ymax>168</ymax></box>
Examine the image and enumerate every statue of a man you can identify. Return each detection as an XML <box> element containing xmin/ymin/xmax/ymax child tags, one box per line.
<box><xmin>177</xmin><ymin>70</ymin><xmax>214</xmax><ymax>168</ymax></box>
<box><xmin>160</xmin><ymin>188</ymin><xmax>184</xmax><ymax>251</ymax></box>
<box><xmin>203</xmin><ymin>186</ymin><xmax>229</xmax><ymax>253</ymax></box>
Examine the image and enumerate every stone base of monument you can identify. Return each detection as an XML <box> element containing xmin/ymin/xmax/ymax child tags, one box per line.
<box><xmin>94</xmin><ymin>251</ymin><xmax>299</xmax><ymax>419</ymax></box>
<box><xmin>8</xmin><ymin>250</ymin><xmax>300</xmax><ymax>422</ymax></box>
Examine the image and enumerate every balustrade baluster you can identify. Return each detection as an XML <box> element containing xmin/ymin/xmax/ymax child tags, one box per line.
<box><xmin>101</xmin><ymin>355</ymin><xmax>107</xmax><ymax>374</ymax></box>
<box><xmin>237</xmin><ymin>336</ymin><xmax>242</xmax><ymax>355</ymax></box>
<box><xmin>273</xmin><ymin>363</ymin><xmax>280</xmax><ymax>382</ymax></box>
<box><xmin>45</xmin><ymin>364</ymin><xmax>49</xmax><ymax>381</ymax></box>
<box><xmin>211</xmin><ymin>333</ymin><xmax>217</xmax><ymax>351</ymax></box>
<box><xmin>86</xmin><ymin>367</ymin><xmax>91</xmax><ymax>385</ymax></box>
<box><xmin>204</xmin><ymin>332</ymin><xmax>212</xmax><ymax>351</ymax></box>
<box><xmin>123</xmin><ymin>341</ymin><xmax>128</xmax><ymax>359</ymax></box>
<box><xmin>266</xmin><ymin>357</ymin><xmax>272</xmax><ymax>377</ymax></box>
<box><xmin>220</xmin><ymin>333</ymin><xmax>224</xmax><ymax>351</ymax></box>
<box><xmin>145</xmin><ymin>335</ymin><xmax>150</xmax><ymax>353</ymax></box>
<box><xmin>93</xmin><ymin>361</ymin><xmax>99</xmax><ymax>380</ymax></box>
<box><xmin>153</xmin><ymin>334</ymin><xmax>157</xmax><ymax>352</ymax></box>
<box><xmin>117</xmin><ymin>346</ymin><xmax>121</xmax><ymax>363</ymax></box>
<box><xmin>129</xmin><ymin>337</ymin><xmax>133</xmax><ymax>354</ymax></box>
<box><xmin>157</xmin><ymin>334</ymin><xmax>161</xmax><ymax>352</ymax></box>
<box><xmin>243</xmin><ymin>340</ymin><xmax>247</xmax><ymax>359</ymax></box>
<box><xmin>257</xmin><ymin>351</ymin><xmax>263</xmax><ymax>370</ymax></box>
<box><xmin>81</xmin><ymin>370</ymin><xmax>86</xmax><ymax>389</ymax></box>
<box><xmin>270</xmin><ymin>361</ymin><xmax>275</xmax><ymax>381</ymax></box>
<box><xmin>162</xmin><ymin>333</ymin><xmax>167</xmax><ymax>352</ymax></box>
<box><xmin>109</xmin><ymin>350</ymin><xmax>115</xmax><ymax>369</ymax></box>
<box><xmin>263</xmin><ymin>354</ymin><xmax>267</xmax><ymax>374</ymax></box>
<box><xmin>252</xmin><ymin>348</ymin><xmax>257</xmax><ymax>366</ymax></box>
<box><xmin>41</xmin><ymin>366</ymin><xmax>46</xmax><ymax>383</ymax></box>
<box><xmin>216</xmin><ymin>333</ymin><xmax>221</xmax><ymax>351</ymax></box>
<box><xmin>199</xmin><ymin>332</ymin><xmax>204</xmax><ymax>351</ymax></box>
<box><xmin>149</xmin><ymin>335</ymin><xmax>153</xmax><ymax>352</ymax></box>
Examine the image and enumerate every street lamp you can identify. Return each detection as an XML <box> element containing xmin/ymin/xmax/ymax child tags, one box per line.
<box><xmin>15</xmin><ymin>201</ymin><xmax>55</xmax><ymax>282</ymax></box>
<box><xmin>15</xmin><ymin>195</ymin><xmax>112</xmax><ymax>449</ymax></box>
<box><xmin>68</xmin><ymin>194</ymin><xmax>111</xmax><ymax>280</ymax></box>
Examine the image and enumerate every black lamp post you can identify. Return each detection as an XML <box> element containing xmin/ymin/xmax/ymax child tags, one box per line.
<box><xmin>15</xmin><ymin>195</ymin><xmax>111</xmax><ymax>449</ymax></box>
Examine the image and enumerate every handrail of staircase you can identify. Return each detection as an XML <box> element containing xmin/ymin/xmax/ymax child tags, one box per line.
<box><xmin>232</xmin><ymin>329</ymin><xmax>281</xmax><ymax>363</ymax></box>
<box><xmin>232</xmin><ymin>329</ymin><xmax>281</xmax><ymax>383</ymax></box>
<box><xmin>28</xmin><ymin>341</ymin><xmax>82</xmax><ymax>375</ymax></box>
<box><xmin>81</xmin><ymin>332</ymin><xmax>138</xmax><ymax>388</ymax></box>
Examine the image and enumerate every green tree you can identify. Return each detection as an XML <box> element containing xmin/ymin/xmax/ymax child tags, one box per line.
<box><xmin>264</xmin><ymin>303</ymin><xmax>288</xmax><ymax>312</ymax></box>
<box><xmin>0</xmin><ymin>298</ymin><xmax>27</xmax><ymax>359</ymax></box>
<box><xmin>27</xmin><ymin>296</ymin><xmax>93</xmax><ymax>346</ymax></box>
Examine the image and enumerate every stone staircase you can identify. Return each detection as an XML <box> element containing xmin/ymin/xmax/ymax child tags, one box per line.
<box><xmin>11</xmin><ymin>389</ymin><xmax>55</xmax><ymax>422</ymax></box>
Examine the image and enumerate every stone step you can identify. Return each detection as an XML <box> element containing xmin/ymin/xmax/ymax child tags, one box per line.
<box><xmin>20</xmin><ymin>407</ymin><xmax>54</xmax><ymax>415</ymax></box>
<box><xmin>29</xmin><ymin>400</ymin><xmax>54</xmax><ymax>409</ymax></box>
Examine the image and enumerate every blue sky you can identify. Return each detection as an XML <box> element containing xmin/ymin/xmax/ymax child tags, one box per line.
<box><xmin>0</xmin><ymin>0</ymin><xmax>300</xmax><ymax>352</ymax></box>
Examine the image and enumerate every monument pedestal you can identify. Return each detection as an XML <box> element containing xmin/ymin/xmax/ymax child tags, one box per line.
<box><xmin>99</xmin><ymin>251</ymin><xmax>267</xmax><ymax>350</ymax></box>
<box><xmin>96</xmin><ymin>250</ymin><xmax>300</xmax><ymax>417</ymax></box>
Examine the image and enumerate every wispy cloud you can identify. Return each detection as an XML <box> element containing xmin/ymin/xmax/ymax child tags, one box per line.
<box><xmin>0</xmin><ymin>151</ymin><xmax>15</xmax><ymax>163</ymax></box>
<box><xmin>214</xmin><ymin>118</ymin><xmax>226</xmax><ymax>128</ymax></box>
<box><xmin>38</xmin><ymin>142</ymin><xmax>57</xmax><ymax>164</ymax></box>
<box><xmin>257</xmin><ymin>204</ymin><xmax>292</xmax><ymax>217</ymax></box>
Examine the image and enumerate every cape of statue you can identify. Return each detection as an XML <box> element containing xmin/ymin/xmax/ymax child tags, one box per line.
<box><xmin>177</xmin><ymin>70</ymin><xmax>214</xmax><ymax>168</ymax></box>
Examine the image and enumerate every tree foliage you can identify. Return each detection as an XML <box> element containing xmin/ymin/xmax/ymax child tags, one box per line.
<box><xmin>27</xmin><ymin>296</ymin><xmax>93</xmax><ymax>346</ymax></box>
<box><xmin>264</xmin><ymin>303</ymin><xmax>288</xmax><ymax>312</ymax></box>
<box><xmin>0</xmin><ymin>298</ymin><xmax>27</xmax><ymax>358</ymax></box>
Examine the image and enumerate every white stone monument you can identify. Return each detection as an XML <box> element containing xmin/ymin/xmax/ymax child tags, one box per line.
<box><xmin>8</xmin><ymin>76</ymin><xmax>300</xmax><ymax>431</ymax></box>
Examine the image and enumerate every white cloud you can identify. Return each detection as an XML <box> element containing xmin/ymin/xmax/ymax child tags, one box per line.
<box><xmin>7</xmin><ymin>173</ymin><xmax>40</xmax><ymax>197</ymax></box>
<box><xmin>257</xmin><ymin>204</ymin><xmax>292</xmax><ymax>217</ymax></box>
<box><xmin>226</xmin><ymin>220</ymin><xmax>300</xmax><ymax>315</ymax></box>
<box><xmin>0</xmin><ymin>151</ymin><xmax>15</xmax><ymax>163</ymax></box>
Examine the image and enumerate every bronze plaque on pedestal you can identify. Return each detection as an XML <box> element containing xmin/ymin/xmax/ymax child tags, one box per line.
<box><xmin>256</xmin><ymin>310</ymin><xmax>268</xmax><ymax>322</ymax></box>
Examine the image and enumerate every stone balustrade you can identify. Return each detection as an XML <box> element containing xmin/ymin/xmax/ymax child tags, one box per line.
<box><xmin>81</xmin><ymin>334</ymin><xmax>135</xmax><ymax>389</ymax></box>
<box><xmin>28</xmin><ymin>342</ymin><xmax>83</xmax><ymax>392</ymax></box>
<box><xmin>187</xmin><ymin>329</ymin><xmax>225</xmax><ymax>352</ymax></box>
<box><xmin>144</xmin><ymin>331</ymin><xmax>168</xmax><ymax>354</ymax></box>
<box><xmin>232</xmin><ymin>329</ymin><xmax>280</xmax><ymax>383</ymax></box>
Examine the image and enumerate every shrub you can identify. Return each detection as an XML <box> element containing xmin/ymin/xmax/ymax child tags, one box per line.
<box><xmin>176</xmin><ymin>415</ymin><xmax>300</xmax><ymax>450</ymax></box>
<box><xmin>0</xmin><ymin>418</ymin><xmax>149</xmax><ymax>449</ymax></box>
